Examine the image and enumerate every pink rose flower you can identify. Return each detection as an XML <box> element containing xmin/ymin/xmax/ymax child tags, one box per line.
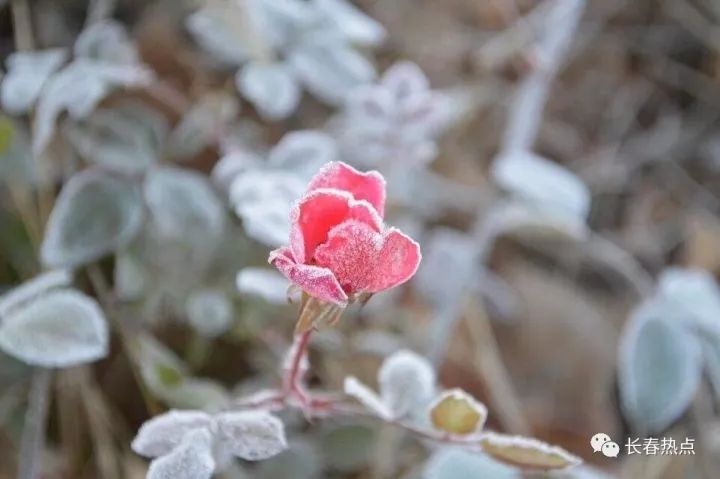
<box><xmin>269</xmin><ymin>162</ymin><xmax>421</xmax><ymax>307</ymax></box>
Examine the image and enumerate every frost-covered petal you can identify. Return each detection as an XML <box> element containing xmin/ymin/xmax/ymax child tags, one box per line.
<box><xmin>367</xmin><ymin>228</ymin><xmax>421</xmax><ymax>293</ymax></box>
<box><xmin>1</xmin><ymin>49</ymin><xmax>67</xmax><ymax>114</ymax></box>
<box><xmin>132</xmin><ymin>410</ymin><xmax>213</xmax><ymax>458</ymax></box>
<box><xmin>289</xmin><ymin>189</ymin><xmax>354</xmax><ymax>263</ymax></box>
<box><xmin>269</xmin><ymin>247</ymin><xmax>348</xmax><ymax>306</ymax></box>
<box><xmin>237</xmin><ymin>62</ymin><xmax>300</xmax><ymax>120</ymax></box>
<box><xmin>479</xmin><ymin>432</ymin><xmax>581</xmax><ymax>471</ymax></box>
<box><xmin>305</xmin><ymin>161</ymin><xmax>386</xmax><ymax>217</ymax></box>
<box><xmin>378</xmin><ymin>350</ymin><xmax>435</xmax><ymax>418</ymax></box>
<box><xmin>430</xmin><ymin>389</ymin><xmax>488</xmax><ymax>435</ymax></box>
<box><xmin>313</xmin><ymin>220</ymin><xmax>384</xmax><ymax>294</ymax></box>
<box><xmin>146</xmin><ymin>428</ymin><xmax>215</xmax><ymax>479</ymax></box>
<box><xmin>214</xmin><ymin>410</ymin><xmax>288</xmax><ymax>461</ymax></box>
<box><xmin>344</xmin><ymin>376</ymin><xmax>392</xmax><ymax>419</ymax></box>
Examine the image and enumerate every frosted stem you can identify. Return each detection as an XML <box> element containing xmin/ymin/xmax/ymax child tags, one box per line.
<box><xmin>17</xmin><ymin>368</ymin><xmax>52</xmax><ymax>479</ymax></box>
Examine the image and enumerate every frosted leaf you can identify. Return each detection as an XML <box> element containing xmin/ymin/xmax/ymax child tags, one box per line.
<box><xmin>186</xmin><ymin>7</ymin><xmax>250</xmax><ymax>65</ymax></box>
<box><xmin>33</xmin><ymin>58</ymin><xmax>152</xmax><ymax>154</ymax></box>
<box><xmin>424</xmin><ymin>447</ymin><xmax>519</xmax><ymax>479</ymax></box>
<box><xmin>75</xmin><ymin>20</ymin><xmax>139</xmax><ymax>64</ymax></box>
<box><xmin>132</xmin><ymin>410</ymin><xmax>212</xmax><ymax>457</ymax></box>
<box><xmin>0</xmin><ymin>289</ymin><xmax>108</xmax><ymax>367</ymax></box>
<box><xmin>236</xmin><ymin>268</ymin><xmax>290</xmax><ymax>304</ymax></box>
<box><xmin>430</xmin><ymin>389</ymin><xmax>487</xmax><ymax>435</ymax></box>
<box><xmin>211</xmin><ymin>150</ymin><xmax>263</xmax><ymax>191</ymax></box>
<box><xmin>267</xmin><ymin>130</ymin><xmax>337</xmax><ymax>180</ymax></box>
<box><xmin>491</xmin><ymin>150</ymin><xmax>590</xmax><ymax>227</ymax></box>
<box><xmin>414</xmin><ymin>228</ymin><xmax>477</xmax><ymax>309</ymax></box>
<box><xmin>136</xmin><ymin>334</ymin><xmax>229</xmax><ymax>409</ymax></box>
<box><xmin>378</xmin><ymin>349</ymin><xmax>436</xmax><ymax>418</ymax></box>
<box><xmin>214</xmin><ymin>410</ymin><xmax>287</xmax><ymax>461</ymax></box>
<box><xmin>248</xmin><ymin>0</ymin><xmax>316</xmax><ymax>49</ymax></box>
<box><xmin>381</xmin><ymin>61</ymin><xmax>431</xmax><ymax>111</ymax></box>
<box><xmin>487</xmin><ymin>200</ymin><xmax>588</xmax><ymax>241</ymax></box>
<box><xmin>1</xmin><ymin>49</ymin><xmax>66</xmax><ymax>114</ymax></box>
<box><xmin>147</xmin><ymin>428</ymin><xmax>215</xmax><ymax>479</ymax></box>
<box><xmin>702</xmin><ymin>337</ymin><xmax>720</xmax><ymax>400</ymax></box>
<box><xmin>169</xmin><ymin>378</ymin><xmax>229</xmax><ymax>411</ymax></box>
<box><xmin>619</xmin><ymin>302</ymin><xmax>703</xmax><ymax>433</ymax></box>
<box><xmin>313</xmin><ymin>0</ymin><xmax>386</xmax><ymax>46</ymax></box>
<box><xmin>65</xmin><ymin>103</ymin><xmax>167</xmax><ymax>174</ymax></box>
<box><xmin>230</xmin><ymin>170</ymin><xmax>304</xmax><ymax>246</ymax></box>
<box><xmin>144</xmin><ymin>167</ymin><xmax>225</xmax><ymax>243</ymax></box>
<box><xmin>0</xmin><ymin>270</ymin><xmax>71</xmax><ymax>318</ymax></box>
<box><xmin>41</xmin><ymin>169</ymin><xmax>144</xmax><ymax>268</ymax></box>
<box><xmin>288</xmin><ymin>33</ymin><xmax>375</xmax><ymax>105</ymax></box>
<box><xmin>237</xmin><ymin>62</ymin><xmax>300</xmax><ymax>120</ymax></box>
<box><xmin>344</xmin><ymin>376</ymin><xmax>392</xmax><ymax>419</ymax></box>
<box><xmin>185</xmin><ymin>289</ymin><xmax>233</xmax><ymax>338</ymax></box>
<box><xmin>479</xmin><ymin>432</ymin><xmax>581</xmax><ymax>471</ymax></box>
<box><xmin>657</xmin><ymin>267</ymin><xmax>720</xmax><ymax>336</ymax></box>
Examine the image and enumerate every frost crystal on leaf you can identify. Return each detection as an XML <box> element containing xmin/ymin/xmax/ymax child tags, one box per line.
<box><xmin>429</xmin><ymin>389</ymin><xmax>488</xmax><ymax>435</ymax></box>
<box><xmin>132</xmin><ymin>410</ymin><xmax>213</xmax><ymax>458</ymax></box>
<box><xmin>0</xmin><ymin>289</ymin><xmax>108</xmax><ymax>368</ymax></box>
<box><xmin>478</xmin><ymin>432</ymin><xmax>582</xmax><ymax>471</ymax></box>
<box><xmin>214</xmin><ymin>411</ymin><xmax>288</xmax><ymax>461</ymax></box>
<box><xmin>146</xmin><ymin>428</ymin><xmax>216</xmax><ymax>479</ymax></box>
<box><xmin>41</xmin><ymin>169</ymin><xmax>144</xmax><ymax>269</ymax></box>
<box><xmin>133</xmin><ymin>409</ymin><xmax>287</xmax><ymax>477</ymax></box>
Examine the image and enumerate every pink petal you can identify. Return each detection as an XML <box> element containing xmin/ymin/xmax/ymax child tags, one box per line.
<box><xmin>290</xmin><ymin>190</ymin><xmax>352</xmax><ymax>264</ymax></box>
<box><xmin>269</xmin><ymin>247</ymin><xmax>348</xmax><ymax>306</ymax></box>
<box><xmin>367</xmin><ymin>228</ymin><xmax>421</xmax><ymax>292</ymax></box>
<box><xmin>290</xmin><ymin>190</ymin><xmax>382</xmax><ymax>263</ymax></box>
<box><xmin>313</xmin><ymin>220</ymin><xmax>384</xmax><ymax>295</ymax></box>
<box><xmin>306</xmin><ymin>162</ymin><xmax>386</xmax><ymax>217</ymax></box>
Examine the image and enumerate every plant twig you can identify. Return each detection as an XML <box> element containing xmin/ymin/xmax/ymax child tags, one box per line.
<box><xmin>10</xmin><ymin>0</ymin><xmax>34</xmax><ymax>52</ymax></box>
<box><xmin>17</xmin><ymin>368</ymin><xmax>52</xmax><ymax>479</ymax></box>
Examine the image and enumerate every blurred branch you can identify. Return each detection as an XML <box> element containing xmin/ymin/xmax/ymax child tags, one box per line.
<box><xmin>17</xmin><ymin>368</ymin><xmax>51</xmax><ymax>479</ymax></box>
<box><xmin>85</xmin><ymin>0</ymin><xmax>117</xmax><ymax>26</ymax></box>
<box><xmin>10</xmin><ymin>0</ymin><xmax>34</xmax><ymax>51</ymax></box>
<box><xmin>501</xmin><ymin>0</ymin><xmax>585</xmax><ymax>152</ymax></box>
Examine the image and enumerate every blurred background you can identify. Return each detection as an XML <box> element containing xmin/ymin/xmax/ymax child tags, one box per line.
<box><xmin>1</xmin><ymin>0</ymin><xmax>720</xmax><ymax>478</ymax></box>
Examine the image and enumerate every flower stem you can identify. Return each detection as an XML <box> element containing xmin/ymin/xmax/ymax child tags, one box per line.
<box><xmin>283</xmin><ymin>329</ymin><xmax>313</xmax><ymax>403</ymax></box>
<box><xmin>17</xmin><ymin>368</ymin><xmax>52</xmax><ymax>479</ymax></box>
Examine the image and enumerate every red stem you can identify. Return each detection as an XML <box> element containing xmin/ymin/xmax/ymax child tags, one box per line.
<box><xmin>283</xmin><ymin>329</ymin><xmax>313</xmax><ymax>403</ymax></box>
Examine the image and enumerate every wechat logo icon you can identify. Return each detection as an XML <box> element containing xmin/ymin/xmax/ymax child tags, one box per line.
<box><xmin>591</xmin><ymin>433</ymin><xmax>619</xmax><ymax>458</ymax></box>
